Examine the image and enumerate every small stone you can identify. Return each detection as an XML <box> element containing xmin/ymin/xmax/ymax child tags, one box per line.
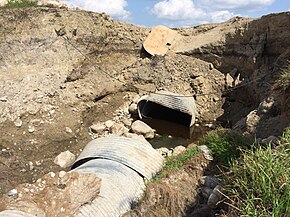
<box><xmin>90</xmin><ymin>122</ymin><xmax>106</xmax><ymax>134</ymax></box>
<box><xmin>0</xmin><ymin>96</ymin><xmax>7</xmax><ymax>102</ymax></box>
<box><xmin>172</xmin><ymin>146</ymin><xmax>186</xmax><ymax>156</ymax></box>
<box><xmin>14</xmin><ymin>117</ymin><xmax>22</xmax><ymax>128</ymax></box>
<box><xmin>105</xmin><ymin>120</ymin><xmax>115</xmax><ymax>128</ymax></box>
<box><xmin>59</xmin><ymin>171</ymin><xmax>67</xmax><ymax>178</ymax></box>
<box><xmin>208</xmin><ymin>185</ymin><xmax>223</xmax><ymax>208</ymax></box>
<box><xmin>65</xmin><ymin>127</ymin><xmax>73</xmax><ymax>134</ymax></box>
<box><xmin>110</xmin><ymin>123</ymin><xmax>129</xmax><ymax>136</ymax></box>
<box><xmin>209</xmin><ymin>63</ymin><xmax>214</xmax><ymax>70</ymax></box>
<box><xmin>205</xmin><ymin>123</ymin><xmax>216</xmax><ymax>130</ymax></box>
<box><xmin>200</xmin><ymin>176</ymin><xmax>219</xmax><ymax>189</ymax></box>
<box><xmin>49</xmin><ymin>172</ymin><xmax>56</xmax><ymax>177</ymax></box>
<box><xmin>198</xmin><ymin>145</ymin><xmax>213</xmax><ymax>161</ymax></box>
<box><xmin>35</xmin><ymin>160</ymin><xmax>42</xmax><ymax>166</ymax></box>
<box><xmin>201</xmin><ymin>187</ymin><xmax>213</xmax><ymax>199</ymax></box>
<box><xmin>129</xmin><ymin>103</ymin><xmax>138</xmax><ymax>115</ymax></box>
<box><xmin>7</xmin><ymin>189</ymin><xmax>18</xmax><ymax>198</ymax></box>
<box><xmin>28</xmin><ymin>161</ymin><xmax>34</xmax><ymax>170</ymax></box>
<box><xmin>28</xmin><ymin>125</ymin><xmax>36</xmax><ymax>133</ymax></box>
<box><xmin>132</xmin><ymin>94</ymin><xmax>140</xmax><ymax>104</ymax></box>
<box><xmin>156</xmin><ymin>147</ymin><xmax>169</xmax><ymax>157</ymax></box>
<box><xmin>54</xmin><ymin>150</ymin><xmax>76</xmax><ymax>168</ymax></box>
<box><xmin>122</xmin><ymin>118</ymin><xmax>132</xmax><ymax>127</ymax></box>
<box><xmin>31</xmin><ymin>119</ymin><xmax>43</xmax><ymax>127</ymax></box>
<box><xmin>131</xmin><ymin>120</ymin><xmax>155</xmax><ymax>139</ymax></box>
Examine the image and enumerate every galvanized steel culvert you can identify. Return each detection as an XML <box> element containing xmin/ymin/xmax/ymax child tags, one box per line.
<box><xmin>137</xmin><ymin>91</ymin><xmax>197</xmax><ymax>127</ymax></box>
<box><xmin>71</xmin><ymin>136</ymin><xmax>164</xmax><ymax>217</ymax></box>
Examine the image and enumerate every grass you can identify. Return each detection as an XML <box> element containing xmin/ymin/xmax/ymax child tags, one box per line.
<box><xmin>152</xmin><ymin>147</ymin><xmax>199</xmax><ymax>181</ymax></box>
<box><xmin>274</xmin><ymin>61</ymin><xmax>290</xmax><ymax>92</ymax></box>
<box><xmin>226</xmin><ymin>128</ymin><xmax>290</xmax><ymax>216</ymax></box>
<box><xmin>199</xmin><ymin>130</ymin><xmax>253</xmax><ymax>165</ymax></box>
<box><xmin>0</xmin><ymin>0</ymin><xmax>37</xmax><ymax>9</ymax></box>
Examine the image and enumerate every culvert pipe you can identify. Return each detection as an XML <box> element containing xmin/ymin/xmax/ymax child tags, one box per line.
<box><xmin>137</xmin><ymin>91</ymin><xmax>197</xmax><ymax>127</ymax></box>
<box><xmin>71</xmin><ymin>136</ymin><xmax>164</xmax><ymax>217</ymax></box>
<box><xmin>0</xmin><ymin>136</ymin><xmax>163</xmax><ymax>217</ymax></box>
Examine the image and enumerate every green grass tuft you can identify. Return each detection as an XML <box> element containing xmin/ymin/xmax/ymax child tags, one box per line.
<box><xmin>152</xmin><ymin>147</ymin><xmax>199</xmax><ymax>182</ymax></box>
<box><xmin>227</xmin><ymin>128</ymin><xmax>290</xmax><ymax>216</ymax></box>
<box><xmin>1</xmin><ymin>0</ymin><xmax>37</xmax><ymax>9</ymax></box>
<box><xmin>274</xmin><ymin>61</ymin><xmax>290</xmax><ymax>92</ymax></box>
<box><xmin>200</xmin><ymin>130</ymin><xmax>252</xmax><ymax>165</ymax></box>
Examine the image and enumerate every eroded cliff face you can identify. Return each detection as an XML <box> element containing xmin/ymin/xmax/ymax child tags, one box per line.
<box><xmin>0</xmin><ymin>7</ymin><xmax>289</xmax><ymax>195</ymax></box>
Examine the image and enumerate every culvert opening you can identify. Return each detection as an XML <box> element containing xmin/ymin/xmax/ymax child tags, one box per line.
<box><xmin>138</xmin><ymin>100</ymin><xmax>192</xmax><ymax>126</ymax></box>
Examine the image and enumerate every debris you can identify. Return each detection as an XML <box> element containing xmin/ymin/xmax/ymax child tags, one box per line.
<box><xmin>131</xmin><ymin>120</ymin><xmax>155</xmax><ymax>139</ymax></box>
<box><xmin>7</xmin><ymin>189</ymin><xmax>18</xmax><ymax>198</ymax></box>
<box><xmin>90</xmin><ymin>122</ymin><xmax>106</xmax><ymax>134</ymax></box>
<box><xmin>65</xmin><ymin>127</ymin><xmax>73</xmax><ymax>134</ymax></box>
<box><xmin>14</xmin><ymin>118</ymin><xmax>22</xmax><ymax>128</ymax></box>
<box><xmin>172</xmin><ymin>145</ymin><xmax>186</xmax><ymax>156</ymax></box>
<box><xmin>54</xmin><ymin>150</ymin><xmax>76</xmax><ymax>168</ymax></box>
<box><xmin>143</xmin><ymin>25</ymin><xmax>178</xmax><ymax>56</ymax></box>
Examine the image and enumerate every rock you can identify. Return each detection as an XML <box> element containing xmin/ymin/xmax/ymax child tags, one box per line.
<box><xmin>65</xmin><ymin>127</ymin><xmax>73</xmax><ymax>134</ymax></box>
<box><xmin>105</xmin><ymin>120</ymin><xmax>115</xmax><ymax>129</ymax></box>
<box><xmin>7</xmin><ymin>189</ymin><xmax>18</xmax><ymax>198</ymax></box>
<box><xmin>37</xmin><ymin>0</ymin><xmax>68</xmax><ymax>8</ymax></box>
<box><xmin>261</xmin><ymin>135</ymin><xmax>279</xmax><ymax>145</ymax></box>
<box><xmin>132</xmin><ymin>95</ymin><xmax>140</xmax><ymax>104</ymax></box>
<box><xmin>90</xmin><ymin>122</ymin><xmax>106</xmax><ymax>134</ymax></box>
<box><xmin>54</xmin><ymin>150</ymin><xmax>76</xmax><ymax>168</ymax></box>
<box><xmin>124</xmin><ymin>132</ymin><xmax>150</xmax><ymax>145</ymax></box>
<box><xmin>201</xmin><ymin>187</ymin><xmax>213</xmax><ymax>199</ymax></box>
<box><xmin>208</xmin><ymin>185</ymin><xmax>223</xmax><ymax>208</ymax></box>
<box><xmin>131</xmin><ymin>120</ymin><xmax>155</xmax><ymax>139</ymax></box>
<box><xmin>143</xmin><ymin>25</ymin><xmax>178</xmax><ymax>56</ymax></box>
<box><xmin>0</xmin><ymin>172</ymin><xmax>101</xmax><ymax>217</ymax></box>
<box><xmin>205</xmin><ymin>123</ymin><xmax>216</xmax><ymax>130</ymax></box>
<box><xmin>200</xmin><ymin>176</ymin><xmax>219</xmax><ymax>189</ymax></box>
<box><xmin>156</xmin><ymin>147</ymin><xmax>169</xmax><ymax>157</ymax></box>
<box><xmin>129</xmin><ymin>103</ymin><xmax>138</xmax><ymax>115</ymax></box>
<box><xmin>209</xmin><ymin>63</ymin><xmax>214</xmax><ymax>70</ymax></box>
<box><xmin>28</xmin><ymin>161</ymin><xmax>34</xmax><ymax>171</ymax></box>
<box><xmin>121</xmin><ymin>118</ymin><xmax>132</xmax><ymax>127</ymax></box>
<box><xmin>172</xmin><ymin>145</ymin><xmax>186</xmax><ymax>156</ymax></box>
<box><xmin>28</xmin><ymin>125</ymin><xmax>36</xmax><ymax>133</ymax></box>
<box><xmin>14</xmin><ymin>117</ymin><xmax>23</xmax><ymax>128</ymax></box>
<box><xmin>257</xmin><ymin>97</ymin><xmax>275</xmax><ymax>114</ymax></box>
<box><xmin>110</xmin><ymin>123</ymin><xmax>129</xmax><ymax>136</ymax></box>
<box><xmin>198</xmin><ymin>145</ymin><xmax>213</xmax><ymax>161</ymax></box>
<box><xmin>0</xmin><ymin>96</ymin><xmax>7</xmax><ymax>102</ymax></box>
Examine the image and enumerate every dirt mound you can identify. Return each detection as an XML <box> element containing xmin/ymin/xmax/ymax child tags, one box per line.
<box><xmin>0</xmin><ymin>6</ymin><xmax>289</xmax><ymax>205</ymax></box>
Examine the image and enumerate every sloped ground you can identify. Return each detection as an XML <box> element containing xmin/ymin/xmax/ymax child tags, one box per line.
<box><xmin>0</xmin><ymin>6</ymin><xmax>289</xmax><ymax>215</ymax></box>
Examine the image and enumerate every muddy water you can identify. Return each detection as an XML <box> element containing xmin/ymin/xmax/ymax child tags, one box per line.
<box><xmin>142</xmin><ymin>118</ymin><xmax>210</xmax><ymax>149</ymax></box>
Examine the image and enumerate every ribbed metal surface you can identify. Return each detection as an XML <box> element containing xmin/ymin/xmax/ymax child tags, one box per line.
<box><xmin>72</xmin><ymin>159</ymin><xmax>145</xmax><ymax>217</ymax></box>
<box><xmin>72</xmin><ymin>136</ymin><xmax>164</xmax><ymax>179</ymax></box>
<box><xmin>0</xmin><ymin>210</ymin><xmax>36</xmax><ymax>217</ymax></box>
<box><xmin>138</xmin><ymin>91</ymin><xmax>197</xmax><ymax>127</ymax></box>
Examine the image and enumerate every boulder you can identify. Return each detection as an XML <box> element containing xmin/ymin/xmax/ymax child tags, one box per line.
<box><xmin>131</xmin><ymin>120</ymin><xmax>155</xmax><ymax>139</ymax></box>
<box><xmin>54</xmin><ymin>150</ymin><xmax>76</xmax><ymax>168</ymax></box>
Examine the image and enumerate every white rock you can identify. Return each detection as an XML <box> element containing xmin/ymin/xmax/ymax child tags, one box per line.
<box><xmin>124</xmin><ymin>133</ymin><xmax>151</xmax><ymax>146</ymax></box>
<box><xmin>54</xmin><ymin>151</ymin><xmax>76</xmax><ymax>168</ymax></box>
<box><xmin>90</xmin><ymin>122</ymin><xmax>106</xmax><ymax>134</ymax></box>
<box><xmin>59</xmin><ymin>171</ymin><xmax>67</xmax><ymax>178</ymax></box>
<box><xmin>110</xmin><ymin>123</ymin><xmax>129</xmax><ymax>136</ymax></box>
<box><xmin>105</xmin><ymin>120</ymin><xmax>115</xmax><ymax>128</ymax></box>
<box><xmin>172</xmin><ymin>145</ymin><xmax>186</xmax><ymax>156</ymax></box>
<box><xmin>65</xmin><ymin>127</ymin><xmax>73</xmax><ymax>134</ymax></box>
<box><xmin>28</xmin><ymin>125</ymin><xmax>36</xmax><ymax>133</ymax></box>
<box><xmin>7</xmin><ymin>189</ymin><xmax>18</xmax><ymax>197</ymax></box>
<box><xmin>129</xmin><ymin>103</ymin><xmax>138</xmax><ymax>115</ymax></box>
<box><xmin>131</xmin><ymin>120</ymin><xmax>155</xmax><ymax>139</ymax></box>
<box><xmin>156</xmin><ymin>147</ymin><xmax>169</xmax><ymax>157</ymax></box>
<box><xmin>14</xmin><ymin>117</ymin><xmax>22</xmax><ymax>128</ymax></box>
<box><xmin>132</xmin><ymin>94</ymin><xmax>140</xmax><ymax>104</ymax></box>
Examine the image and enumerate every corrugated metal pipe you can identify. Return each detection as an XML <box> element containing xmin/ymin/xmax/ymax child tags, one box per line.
<box><xmin>0</xmin><ymin>136</ymin><xmax>164</xmax><ymax>217</ymax></box>
<box><xmin>137</xmin><ymin>91</ymin><xmax>197</xmax><ymax>127</ymax></box>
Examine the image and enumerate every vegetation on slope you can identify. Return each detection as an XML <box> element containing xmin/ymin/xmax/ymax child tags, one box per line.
<box><xmin>0</xmin><ymin>0</ymin><xmax>37</xmax><ymax>9</ymax></box>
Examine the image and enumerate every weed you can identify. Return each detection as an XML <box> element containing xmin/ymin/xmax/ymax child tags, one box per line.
<box><xmin>200</xmin><ymin>130</ymin><xmax>252</xmax><ymax>165</ymax></box>
<box><xmin>226</xmin><ymin>128</ymin><xmax>290</xmax><ymax>216</ymax></box>
<box><xmin>274</xmin><ymin>61</ymin><xmax>290</xmax><ymax>92</ymax></box>
<box><xmin>152</xmin><ymin>147</ymin><xmax>199</xmax><ymax>181</ymax></box>
<box><xmin>1</xmin><ymin>0</ymin><xmax>37</xmax><ymax>9</ymax></box>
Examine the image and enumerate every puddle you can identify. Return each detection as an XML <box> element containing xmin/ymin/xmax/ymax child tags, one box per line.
<box><xmin>142</xmin><ymin>118</ymin><xmax>210</xmax><ymax>149</ymax></box>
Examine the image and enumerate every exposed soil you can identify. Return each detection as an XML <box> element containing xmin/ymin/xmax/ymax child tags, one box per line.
<box><xmin>0</xmin><ymin>6</ymin><xmax>289</xmax><ymax>216</ymax></box>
